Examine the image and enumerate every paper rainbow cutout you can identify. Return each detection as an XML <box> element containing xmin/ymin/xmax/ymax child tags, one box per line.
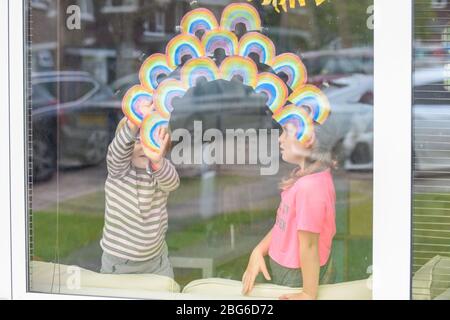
<box><xmin>180</xmin><ymin>8</ymin><xmax>219</xmax><ymax>37</ymax></box>
<box><xmin>139</xmin><ymin>53</ymin><xmax>173</xmax><ymax>92</ymax></box>
<box><xmin>239</xmin><ymin>32</ymin><xmax>276</xmax><ymax>65</ymax></box>
<box><xmin>255</xmin><ymin>72</ymin><xmax>289</xmax><ymax>114</ymax></box>
<box><xmin>141</xmin><ymin>113</ymin><xmax>170</xmax><ymax>153</ymax></box>
<box><xmin>272</xmin><ymin>104</ymin><xmax>314</xmax><ymax>145</ymax></box>
<box><xmin>121</xmin><ymin>3</ymin><xmax>331</xmax><ymax>150</ymax></box>
<box><xmin>180</xmin><ymin>57</ymin><xmax>220</xmax><ymax>88</ymax></box>
<box><xmin>220</xmin><ymin>3</ymin><xmax>262</xmax><ymax>33</ymax></box>
<box><xmin>289</xmin><ymin>84</ymin><xmax>331</xmax><ymax>125</ymax></box>
<box><xmin>270</xmin><ymin>53</ymin><xmax>307</xmax><ymax>92</ymax></box>
<box><xmin>166</xmin><ymin>34</ymin><xmax>205</xmax><ymax>69</ymax></box>
<box><xmin>154</xmin><ymin>79</ymin><xmax>187</xmax><ymax>119</ymax></box>
<box><xmin>220</xmin><ymin>56</ymin><xmax>258</xmax><ymax>88</ymax></box>
<box><xmin>122</xmin><ymin>85</ymin><xmax>153</xmax><ymax>127</ymax></box>
<box><xmin>202</xmin><ymin>30</ymin><xmax>239</xmax><ymax>58</ymax></box>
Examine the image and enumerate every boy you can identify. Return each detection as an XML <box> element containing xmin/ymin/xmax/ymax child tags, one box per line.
<box><xmin>100</xmin><ymin>103</ymin><xmax>179</xmax><ymax>278</ymax></box>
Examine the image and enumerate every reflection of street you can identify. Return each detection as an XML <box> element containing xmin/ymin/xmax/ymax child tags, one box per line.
<box><xmin>33</xmin><ymin>163</ymin><xmax>284</xmax><ymax>216</ymax></box>
<box><xmin>32</xmin><ymin>164</ymin><xmax>107</xmax><ymax>212</ymax></box>
<box><xmin>33</xmin><ymin>161</ymin><xmax>374</xmax><ymax>217</ymax></box>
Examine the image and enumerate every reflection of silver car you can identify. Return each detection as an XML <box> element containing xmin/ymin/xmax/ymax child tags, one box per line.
<box><xmin>109</xmin><ymin>73</ymin><xmax>139</xmax><ymax>99</ymax></box>
<box><xmin>109</xmin><ymin>75</ymin><xmax>271</xmax><ymax>134</ymax></box>
<box><xmin>344</xmin><ymin>68</ymin><xmax>450</xmax><ymax>172</ymax></box>
<box><xmin>32</xmin><ymin>71</ymin><xmax>120</xmax><ymax>181</ymax></box>
<box><xmin>171</xmin><ymin>79</ymin><xmax>270</xmax><ymax>135</ymax></box>
<box><xmin>343</xmin><ymin>112</ymin><xmax>373</xmax><ymax>171</ymax></box>
<box><xmin>316</xmin><ymin>74</ymin><xmax>373</xmax><ymax>168</ymax></box>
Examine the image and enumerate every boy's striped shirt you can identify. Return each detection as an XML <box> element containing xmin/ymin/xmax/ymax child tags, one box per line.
<box><xmin>100</xmin><ymin>122</ymin><xmax>179</xmax><ymax>261</ymax></box>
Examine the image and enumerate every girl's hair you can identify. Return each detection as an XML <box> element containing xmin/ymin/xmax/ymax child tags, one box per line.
<box><xmin>279</xmin><ymin>130</ymin><xmax>337</xmax><ymax>191</ymax></box>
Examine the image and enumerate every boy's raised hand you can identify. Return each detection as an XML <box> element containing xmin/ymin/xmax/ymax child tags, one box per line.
<box><xmin>127</xmin><ymin>99</ymin><xmax>155</xmax><ymax>133</ymax></box>
<box><xmin>142</xmin><ymin>126</ymin><xmax>170</xmax><ymax>170</ymax></box>
<box><xmin>138</xmin><ymin>99</ymin><xmax>155</xmax><ymax>118</ymax></box>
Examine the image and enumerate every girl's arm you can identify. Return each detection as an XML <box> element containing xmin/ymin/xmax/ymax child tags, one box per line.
<box><xmin>106</xmin><ymin>120</ymin><xmax>138</xmax><ymax>179</ymax></box>
<box><xmin>242</xmin><ymin>228</ymin><xmax>273</xmax><ymax>295</ymax></box>
<box><xmin>298</xmin><ymin>230</ymin><xmax>320</xmax><ymax>299</ymax></box>
<box><xmin>254</xmin><ymin>227</ymin><xmax>273</xmax><ymax>256</ymax></box>
<box><xmin>280</xmin><ymin>230</ymin><xmax>320</xmax><ymax>300</ymax></box>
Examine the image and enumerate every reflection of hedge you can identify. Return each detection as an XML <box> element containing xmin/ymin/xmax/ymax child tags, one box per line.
<box><xmin>414</xmin><ymin>1</ymin><xmax>439</xmax><ymax>41</ymax></box>
<box><xmin>312</xmin><ymin>0</ymin><xmax>374</xmax><ymax>48</ymax></box>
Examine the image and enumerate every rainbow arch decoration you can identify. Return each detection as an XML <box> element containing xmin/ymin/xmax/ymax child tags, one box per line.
<box><xmin>122</xmin><ymin>3</ymin><xmax>331</xmax><ymax>150</ymax></box>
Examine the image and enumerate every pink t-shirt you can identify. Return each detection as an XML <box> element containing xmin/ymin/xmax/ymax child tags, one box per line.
<box><xmin>269</xmin><ymin>169</ymin><xmax>336</xmax><ymax>269</ymax></box>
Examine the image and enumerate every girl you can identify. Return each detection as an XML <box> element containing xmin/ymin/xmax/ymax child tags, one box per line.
<box><xmin>242</xmin><ymin>122</ymin><xmax>336</xmax><ymax>300</ymax></box>
<box><xmin>100</xmin><ymin>101</ymin><xmax>179</xmax><ymax>278</ymax></box>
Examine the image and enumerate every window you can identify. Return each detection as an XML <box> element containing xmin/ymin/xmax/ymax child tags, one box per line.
<box><xmin>3</xmin><ymin>0</ymin><xmax>417</xmax><ymax>300</ymax></box>
<box><xmin>101</xmin><ymin>0</ymin><xmax>139</xmax><ymax>14</ymax></box>
<box><xmin>30</xmin><ymin>0</ymin><xmax>50</xmax><ymax>10</ymax></box>
<box><xmin>77</xmin><ymin>0</ymin><xmax>95</xmax><ymax>22</ymax></box>
<box><xmin>412</xmin><ymin>0</ymin><xmax>450</xmax><ymax>301</ymax></box>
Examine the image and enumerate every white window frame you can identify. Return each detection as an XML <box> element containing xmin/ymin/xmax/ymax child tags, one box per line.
<box><xmin>1</xmin><ymin>0</ymin><xmax>412</xmax><ymax>300</ymax></box>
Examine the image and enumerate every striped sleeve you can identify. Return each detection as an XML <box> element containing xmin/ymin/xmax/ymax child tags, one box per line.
<box><xmin>152</xmin><ymin>158</ymin><xmax>180</xmax><ymax>192</ymax></box>
<box><xmin>106</xmin><ymin>121</ymin><xmax>136</xmax><ymax>179</ymax></box>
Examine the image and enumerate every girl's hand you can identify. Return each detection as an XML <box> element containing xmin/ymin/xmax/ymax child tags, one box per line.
<box><xmin>142</xmin><ymin>126</ymin><xmax>170</xmax><ymax>170</ymax></box>
<box><xmin>241</xmin><ymin>248</ymin><xmax>271</xmax><ymax>295</ymax></box>
<box><xmin>279</xmin><ymin>292</ymin><xmax>316</xmax><ymax>300</ymax></box>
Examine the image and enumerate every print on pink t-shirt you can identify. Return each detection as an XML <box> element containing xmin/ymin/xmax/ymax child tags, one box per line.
<box><xmin>269</xmin><ymin>169</ymin><xmax>336</xmax><ymax>269</ymax></box>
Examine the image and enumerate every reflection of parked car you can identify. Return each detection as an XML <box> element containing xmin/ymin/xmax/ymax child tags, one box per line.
<box><xmin>32</xmin><ymin>71</ymin><xmax>120</xmax><ymax>181</ymax></box>
<box><xmin>315</xmin><ymin>74</ymin><xmax>373</xmax><ymax>168</ymax></box>
<box><xmin>344</xmin><ymin>68</ymin><xmax>450</xmax><ymax>172</ymax></box>
<box><xmin>171</xmin><ymin>79</ymin><xmax>270</xmax><ymax>135</ymax></box>
<box><xmin>303</xmin><ymin>48</ymin><xmax>373</xmax><ymax>87</ymax></box>
<box><xmin>343</xmin><ymin>112</ymin><xmax>373</xmax><ymax>171</ymax></box>
<box><xmin>109</xmin><ymin>73</ymin><xmax>139</xmax><ymax>99</ymax></box>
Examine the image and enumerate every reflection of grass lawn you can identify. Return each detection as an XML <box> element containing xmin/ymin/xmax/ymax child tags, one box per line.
<box><xmin>33</xmin><ymin>211</ymin><xmax>104</xmax><ymax>261</ymax></box>
<box><xmin>38</xmin><ymin>174</ymin><xmax>258</xmax><ymax>216</ymax></box>
<box><xmin>32</xmin><ymin>174</ymin><xmax>375</xmax><ymax>286</ymax></box>
<box><xmin>169</xmin><ymin>174</ymin><xmax>261</xmax><ymax>206</ymax></box>
<box><xmin>32</xmin><ymin>207</ymin><xmax>274</xmax><ymax>263</ymax></box>
<box><xmin>413</xmin><ymin>192</ymin><xmax>450</xmax><ymax>272</ymax></box>
<box><xmin>167</xmin><ymin>209</ymin><xmax>274</xmax><ymax>252</ymax></box>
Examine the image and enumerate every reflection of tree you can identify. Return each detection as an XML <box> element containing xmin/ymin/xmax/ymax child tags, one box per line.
<box><xmin>333</xmin><ymin>0</ymin><xmax>351</xmax><ymax>48</ymax></box>
<box><xmin>311</xmin><ymin>0</ymin><xmax>373</xmax><ymax>49</ymax></box>
<box><xmin>107</xmin><ymin>10</ymin><xmax>137</xmax><ymax>79</ymax></box>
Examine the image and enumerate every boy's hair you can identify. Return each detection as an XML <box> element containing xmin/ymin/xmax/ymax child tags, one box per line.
<box><xmin>115</xmin><ymin>117</ymin><xmax>128</xmax><ymax>136</ymax></box>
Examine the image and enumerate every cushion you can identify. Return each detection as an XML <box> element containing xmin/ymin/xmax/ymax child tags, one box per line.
<box><xmin>434</xmin><ymin>288</ymin><xmax>450</xmax><ymax>300</ymax></box>
<box><xmin>30</xmin><ymin>261</ymin><xmax>181</xmax><ymax>297</ymax></box>
<box><xmin>182</xmin><ymin>277</ymin><xmax>372</xmax><ymax>300</ymax></box>
<box><xmin>412</xmin><ymin>255</ymin><xmax>450</xmax><ymax>300</ymax></box>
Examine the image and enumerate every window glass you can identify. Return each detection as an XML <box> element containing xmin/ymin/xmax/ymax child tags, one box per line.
<box><xmin>27</xmin><ymin>0</ymin><xmax>374</xmax><ymax>299</ymax></box>
<box><xmin>412</xmin><ymin>0</ymin><xmax>450</xmax><ymax>301</ymax></box>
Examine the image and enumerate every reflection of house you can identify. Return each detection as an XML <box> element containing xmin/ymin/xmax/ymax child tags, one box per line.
<box><xmin>30</xmin><ymin>0</ymin><xmax>97</xmax><ymax>73</ymax></box>
<box><xmin>30</xmin><ymin>0</ymin><xmax>353</xmax><ymax>85</ymax></box>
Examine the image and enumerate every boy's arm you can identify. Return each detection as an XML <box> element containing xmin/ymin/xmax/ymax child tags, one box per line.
<box><xmin>151</xmin><ymin>158</ymin><xmax>180</xmax><ymax>192</ymax></box>
<box><xmin>106</xmin><ymin>120</ymin><xmax>138</xmax><ymax>179</ymax></box>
